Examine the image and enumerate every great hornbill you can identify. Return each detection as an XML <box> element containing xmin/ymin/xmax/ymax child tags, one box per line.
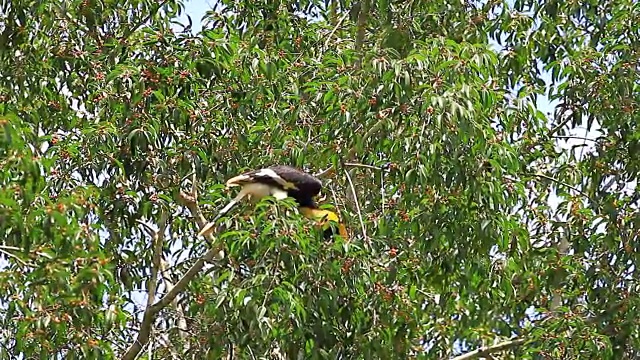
<box><xmin>197</xmin><ymin>165</ymin><xmax>348</xmax><ymax>240</ymax></box>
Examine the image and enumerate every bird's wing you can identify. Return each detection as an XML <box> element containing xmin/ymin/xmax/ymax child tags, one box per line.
<box><xmin>226</xmin><ymin>165</ymin><xmax>323</xmax><ymax>198</ymax></box>
<box><xmin>267</xmin><ymin>165</ymin><xmax>323</xmax><ymax>198</ymax></box>
<box><xmin>226</xmin><ymin>167</ymin><xmax>298</xmax><ymax>190</ymax></box>
<box><xmin>253</xmin><ymin>167</ymin><xmax>300</xmax><ymax>190</ymax></box>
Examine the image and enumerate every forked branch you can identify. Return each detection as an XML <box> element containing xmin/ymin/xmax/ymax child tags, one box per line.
<box><xmin>121</xmin><ymin>176</ymin><xmax>224</xmax><ymax>360</ymax></box>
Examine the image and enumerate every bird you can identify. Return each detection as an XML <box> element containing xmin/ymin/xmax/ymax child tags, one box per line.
<box><xmin>197</xmin><ymin>165</ymin><xmax>348</xmax><ymax>240</ymax></box>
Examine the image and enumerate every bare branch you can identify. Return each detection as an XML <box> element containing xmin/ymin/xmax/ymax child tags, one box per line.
<box><xmin>153</xmin><ymin>244</ymin><xmax>222</xmax><ymax>313</ymax></box>
<box><xmin>121</xmin><ymin>186</ymin><xmax>224</xmax><ymax>360</ymax></box>
<box><xmin>530</xmin><ymin>172</ymin><xmax>596</xmax><ymax>204</ymax></box>
<box><xmin>450</xmin><ymin>338</ymin><xmax>525</xmax><ymax>360</ymax></box>
<box><xmin>0</xmin><ymin>248</ymin><xmax>31</xmax><ymax>267</ymax></box>
<box><xmin>314</xmin><ymin>165</ymin><xmax>336</xmax><ymax>179</ymax></box>
<box><xmin>159</xmin><ymin>259</ymin><xmax>189</xmax><ymax>341</ymax></box>
<box><xmin>327</xmin><ymin>183</ymin><xmax>345</xmax><ymax>216</ymax></box>
<box><xmin>548</xmin><ymin>113</ymin><xmax>574</xmax><ymax>137</ymax></box>
<box><xmin>344</xmin><ymin>166</ymin><xmax>368</xmax><ymax>244</ymax></box>
<box><xmin>552</xmin><ymin>135</ymin><xmax>597</xmax><ymax>142</ymax></box>
<box><xmin>354</xmin><ymin>0</ymin><xmax>370</xmax><ymax>69</ymax></box>
<box><xmin>323</xmin><ymin>12</ymin><xmax>350</xmax><ymax>50</ymax></box>
<box><xmin>122</xmin><ymin>239</ymin><xmax>222</xmax><ymax>359</ymax></box>
<box><xmin>344</xmin><ymin>162</ymin><xmax>382</xmax><ymax>171</ymax></box>
<box><xmin>148</xmin><ymin>332</ymin><xmax>153</xmax><ymax>360</ymax></box>
<box><xmin>157</xmin><ymin>331</ymin><xmax>183</xmax><ymax>359</ymax></box>
<box><xmin>0</xmin><ymin>245</ymin><xmax>52</xmax><ymax>258</ymax></box>
<box><xmin>136</xmin><ymin>219</ymin><xmax>157</xmax><ymax>236</ymax></box>
<box><xmin>0</xmin><ymin>245</ymin><xmax>53</xmax><ymax>264</ymax></box>
<box><xmin>147</xmin><ymin>210</ymin><xmax>169</xmax><ymax>307</ymax></box>
<box><xmin>121</xmin><ymin>210</ymin><xmax>168</xmax><ymax>360</ymax></box>
<box><xmin>380</xmin><ymin>166</ymin><xmax>386</xmax><ymax>216</ymax></box>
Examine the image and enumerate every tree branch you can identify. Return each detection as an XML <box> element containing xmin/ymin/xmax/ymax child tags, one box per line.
<box><xmin>450</xmin><ymin>298</ymin><xmax>628</xmax><ymax>360</ymax></box>
<box><xmin>344</xmin><ymin>166</ymin><xmax>368</xmax><ymax>243</ymax></box>
<box><xmin>548</xmin><ymin>115</ymin><xmax>573</xmax><ymax>137</ymax></box>
<box><xmin>450</xmin><ymin>338</ymin><xmax>525</xmax><ymax>360</ymax></box>
<box><xmin>0</xmin><ymin>248</ymin><xmax>31</xmax><ymax>267</ymax></box>
<box><xmin>552</xmin><ymin>135</ymin><xmax>597</xmax><ymax>142</ymax></box>
<box><xmin>530</xmin><ymin>172</ymin><xmax>596</xmax><ymax>204</ymax></box>
<box><xmin>0</xmin><ymin>245</ymin><xmax>52</xmax><ymax>259</ymax></box>
<box><xmin>159</xmin><ymin>259</ymin><xmax>189</xmax><ymax>341</ymax></box>
<box><xmin>344</xmin><ymin>162</ymin><xmax>382</xmax><ymax>171</ymax></box>
<box><xmin>121</xmin><ymin>227</ymin><xmax>222</xmax><ymax>359</ymax></box>
<box><xmin>323</xmin><ymin>11</ymin><xmax>350</xmax><ymax>50</ymax></box>
<box><xmin>121</xmin><ymin>178</ymin><xmax>224</xmax><ymax>360</ymax></box>
<box><xmin>354</xmin><ymin>0</ymin><xmax>370</xmax><ymax>69</ymax></box>
<box><xmin>145</xmin><ymin>211</ymin><xmax>169</xmax><ymax>308</ymax></box>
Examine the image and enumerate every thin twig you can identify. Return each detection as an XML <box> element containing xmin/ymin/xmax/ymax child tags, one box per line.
<box><xmin>180</xmin><ymin>170</ymin><xmax>196</xmax><ymax>184</ymax></box>
<box><xmin>227</xmin><ymin>340</ymin><xmax>234</xmax><ymax>360</ymax></box>
<box><xmin>530</xmin><ymin>172</ymin><xmax>596</xmax><ymax>204</ymax></box>
<box><xmin>156</xmin><ymin>332</ymin><xmax>183</xmax><ymax>359</ymax></box>
<box><xmin>552</xmin><ymin>135</ymin><xmax>597</xmax><ymax>142</ymax></box>
<box><xmin>260</xmin><ymin>252</ymin><xmax>280</xmax><ymax>310</ymax></box>
<box><xmin>314</xmin><ymin>165</ymin><xmax>335</xmax><ymax>178</ymax></box>
<box><xmin>136</xmin><ymin>219</ymin><xmax>156</xmax><ymax>236</ymax></box>
<box><xmin>0</xmin><ymin>248</ymin><xmax>30</xmax><ymax>267</ymax></box>
<box><xmin>343</xmin><ymin>162</ymin><xmax>386</xmax><ymax>216</ymax></box>
<box><xmin>449</xmin><ymin>338</ymin><xmax>525</xmax><ymax>360</ymax></box>
<box><xmin>191</xmin><ymin>171</ymin><xmax>198</xmax><ymax>201</ymax></box>
<box><xmin>380</xmin><ymin>168</ymin><xmax>385</xmax><ymax>216</ymax></box>
<box><xmin>291</xmin><ymin>9</ymin><xmax>349</xmax><ymax>68</ymax></box>
<box><xmin>327</xmin><ymin>182</ymin><xmax>343</xmax><ymax>214</ymax></box>
<box><xmin>0</xmin><ymin>245</ymin><xmax>53</xmax><ymax>259</ymax></box>
<box><xmin>344</xmin><ymin>166</ymin><xmax>368</xmax><ymax>243</ymax></box>
<box><xmin>322</xmin><ymin>11</ymin><xmax>350</xmax><ymax>50</ymax></box>
<box><xmin>548</xmin><ymin>114</ymin><xmax>573</xmax><ymax>137</ymax></box>
<box><xmin>247</xmin><ymin>345</ymin><xmax>257</xmax><ymax>360</ymax></box>
<box><xmin>344</xmin><ymin>162</ymin><xmax>382</xmax><ymax>171</ymax></box>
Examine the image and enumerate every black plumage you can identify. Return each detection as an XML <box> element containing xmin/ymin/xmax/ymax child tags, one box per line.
<box><xmin>198</xmin><ymin>165</ymin><xmax>347</xmax><ymax>239</ymax></box>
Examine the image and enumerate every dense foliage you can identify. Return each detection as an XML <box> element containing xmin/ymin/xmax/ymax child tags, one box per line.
<box><xmin>0</xmin><ymin>0</ymin><xmax>639</xmax><ymax>358</ymax></box>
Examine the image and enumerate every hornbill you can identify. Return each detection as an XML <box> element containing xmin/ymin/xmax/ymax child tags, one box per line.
<box><xmin>197</xmin><ymin>165</ymin><xmax>348</xmax><ymax>240</ymax></box>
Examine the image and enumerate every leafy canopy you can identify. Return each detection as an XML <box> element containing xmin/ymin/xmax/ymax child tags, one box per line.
<box><xmin>0</xmin><ymin>0</ymin><xmax>639</xmax><ymax>358</ymax></box>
